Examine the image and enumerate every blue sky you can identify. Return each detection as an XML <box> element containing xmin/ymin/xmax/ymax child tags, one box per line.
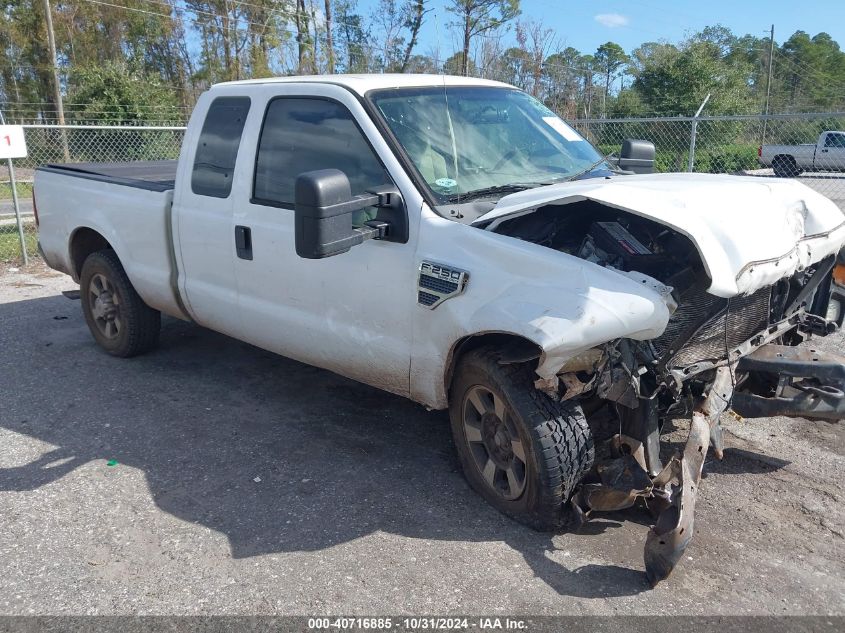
<box><xmin>359</xmin><ymin>0</ymin><xmax>845</xmax><ymax>58</ymax></box>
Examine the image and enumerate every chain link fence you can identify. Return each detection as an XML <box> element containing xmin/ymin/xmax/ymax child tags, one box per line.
<box><xmin>2</xmin><ymin>113</ymin><xmax>844</xmax><ymax>265</ymax></box>
<box><xmin>1</xmin><ymin>125</ymin><xmax>185</xmax><ymax>265</ymax></box>
<box><xmin>571</xmin><ymin>112</ymin><xmax>845</xmax><ymax>209</ymax></box>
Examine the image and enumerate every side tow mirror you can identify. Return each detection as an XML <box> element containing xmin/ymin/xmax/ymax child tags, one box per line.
<box><xmin>618</xmin><ymin>139</ymin><xmax>656</xmax><ymax>174</ymax></box>
<box><xmin>294</xmin><ymin>169</ymin><xmax>407</xmax><ymax>259</ymax></box>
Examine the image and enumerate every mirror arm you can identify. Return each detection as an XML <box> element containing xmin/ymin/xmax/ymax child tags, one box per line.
<box><xmin>366</xmin><ymin>185</ymin><xmax>404</xmax><ymax>210</ymax></box>
<box><xmin>360</xmin><ymin>220</ymin><xmax>390</xmax><ymax>240</ymax></box>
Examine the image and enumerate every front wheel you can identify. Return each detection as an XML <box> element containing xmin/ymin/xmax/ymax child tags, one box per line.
<box><xmin>449</xmin><ymin>348</ymin><xmax>594</xmax><ymax>530</ymax></box>
<box><xmin>80</xmin><ymin>249</ymin><xmax>161</xmax><ymax>357</ymax></box>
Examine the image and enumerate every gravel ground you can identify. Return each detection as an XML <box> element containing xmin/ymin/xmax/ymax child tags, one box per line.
<box><xmin>1</xmin><ymin>262</ymin><xmax>843</xmax><ymax>616</ymax></box>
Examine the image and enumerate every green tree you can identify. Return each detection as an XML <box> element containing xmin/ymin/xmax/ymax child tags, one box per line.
<box><xmin>594</xmin><ymin>41</ymin><xmax>629</xmax><ymax>117</ymax></box>
<box><xmin>443</xmin><ymin>51</ymin><xmax>477</xmax><ymax>76</ymax></box>
<box><xmin>446</xmin><ymin>0</ymin><xmax>520</xmax><ymax>76</ymax></box>
<box><xmin>64</xmin><ymin>61</ymin><xmax>182</xmax><ymax>163</ymax></box>
<box><xmin>631</xmin><ymin>32</ymin><xmax>755</xmax><ymax>115</ymax></box>
<box><xmin>543</xmin><ymin>47</ymin><xmax>583</xmax><ymax>118</ymax></box>
<box><xmin>403</xmin><ymin>54</ymin><xmax>437</xmax><ymax>73</ymax></box>
<box><xmin>772</xmin><ymin>31</ymin><xmax>845</xmax><ymax>112</ymax></box>
<box><xmin>68</xmin><ymin>62</ymin><xmax>180</xmax><ymax>124</ymax></box>
<box><xmin>400</xmin><ymin>1</ymin><xmax>430</xmax><ymax>72</ymax></box>
<box><xmin>499</xmin><ymin>47</ymin><xmax>533</xmax><ymax>91</ymax></box>
<box><xmin>334</xmin><ymin>0</ymin><xmax>372</xmax><ymax>72</ymax></box>
<box><xmin>609</xmin><ymin>88</ymin><xmax>646</xmax><ymax>117</ymax></box>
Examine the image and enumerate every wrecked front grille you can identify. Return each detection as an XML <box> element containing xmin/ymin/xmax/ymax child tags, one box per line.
<box><xmin>654</xmin><ymin>286</ymin><xmax>771</xmax><ymax>369</ymax></box>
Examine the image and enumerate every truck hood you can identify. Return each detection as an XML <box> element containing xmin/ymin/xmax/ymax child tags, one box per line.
<box><xmin>473</xmin><ymin>172</ymin><xmax>845</xmax><ymax>297</ymax></box>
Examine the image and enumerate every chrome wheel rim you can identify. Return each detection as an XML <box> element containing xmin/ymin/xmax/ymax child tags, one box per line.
<box><xmin>462</xmin><ymin>385</ymin><xmax>527</xmax><ymax>501</ymax></box>
<box><xmin>88</xmin><ymin>273</ymin><xmax>122</xmax><ymax>340</ymax></box>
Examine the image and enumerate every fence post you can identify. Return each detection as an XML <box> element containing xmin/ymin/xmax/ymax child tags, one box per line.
<box><xmin>687</xmin><ymin>119</ymin><xmax>698</xmax><ymax>173</ymax></box>
<box><xmin>687</xmin><ymin>93</ymin><xmax>711</xmax><ymax>173</ymax></box>
<box><xmin>6</xmin><ymin>156</ymin><xmax>28</xmax><ymax>266</ymax></box>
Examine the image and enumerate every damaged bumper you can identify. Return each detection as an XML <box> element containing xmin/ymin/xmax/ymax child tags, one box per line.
<box><xmin>565</xmin><ymin>275</ymin><xmax>845</xmax><ymax>586</ymax></box>
<box><xmin>570</xmin><ymin>335</ymin><xmax>845</xmax><ymax>586</ymax></box>
<box><xmin>571</xmin><ymin>367</ymin><xmax>735</xmax><ymax>586</ymax></box>
<box><xmin>733</xmin><ymin>344</ymin><xmax>845</xmax><ymax>422</ymax></box>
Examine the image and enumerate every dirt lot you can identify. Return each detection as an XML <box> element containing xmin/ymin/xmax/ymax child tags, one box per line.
<box><xmin>1</xmin><ymin>262</ymin><xmax>843</xmax><ymax>616</ymax></box>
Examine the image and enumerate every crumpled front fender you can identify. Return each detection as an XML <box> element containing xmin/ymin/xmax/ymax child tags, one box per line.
<box><xmin>460</xmin><ymin>267</ymin><xmax>672</xmax><ymax>381</ymax></box>
<box><xmin>410</xmin><ymin>214</ymin><xmax>674</xmax><ymax>409</ymax></box>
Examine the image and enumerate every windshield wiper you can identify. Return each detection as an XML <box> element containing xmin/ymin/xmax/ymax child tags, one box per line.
<box><xmin>564</xmin><ymin>152</ymin><xmax>620</xmax><ymax>182</ymax></box>
<box><xmin>446</xmin><ymin>182</ymin><xmax>547</xmax><ymax>203</ymax></box>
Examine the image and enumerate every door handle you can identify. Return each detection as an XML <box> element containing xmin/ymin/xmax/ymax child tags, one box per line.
<box><xmin>822</xmin><ymin>149</ymin><xmax>828</xmax><ymax>153</ymax></box>
<box><xmin>235</xmin><ymin>225</ymin><xmax>253</xmax><ymax>260</ymax></box>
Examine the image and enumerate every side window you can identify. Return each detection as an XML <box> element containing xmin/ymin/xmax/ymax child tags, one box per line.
<box><xmin>824</xmin><ymin>133</ymin><xmax>845</xmax><ymax>148</ymax></box>
<box><xmin>191</xmin><ymin>96</ymin><xmax>251</xmax><ymax>198</ymax></box>
<box><xmin>253</xmin><ymin>98</ymin><xmax>391</xmax><ymax>208</ymax></box>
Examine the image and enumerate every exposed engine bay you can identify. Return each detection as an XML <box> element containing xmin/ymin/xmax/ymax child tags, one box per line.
<box><xmin>493</xmin><ymin>200</ymin><xmax>701</xmax><ymax>284</ymax></box>
<box><xmin>493</xmin><ymin>199</ymin><xmax>845</xmax><ymax>585</ymax></box>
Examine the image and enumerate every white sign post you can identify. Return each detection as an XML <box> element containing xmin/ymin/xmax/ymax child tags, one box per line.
<box><xmin>0</xmin><ymin>117</ymin><xmax>29</xmax><ymax>265</ymax></box>
<box><xmin>0</xmin><ymin>125</ymin><xmax>28</xmax><ymax>160</ymax></box>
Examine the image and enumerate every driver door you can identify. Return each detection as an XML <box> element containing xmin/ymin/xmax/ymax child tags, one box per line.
<box><xmin>229</xmin><ymin>86</ymin><xmax>417</xmax><ymax>396</ymax></box>
<box><xmin>820</xmin><ymin>132</ymin><xmax>845</xmax><ymax>170</ymax></box>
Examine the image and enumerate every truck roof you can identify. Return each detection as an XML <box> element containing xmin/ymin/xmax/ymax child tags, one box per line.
<box><xmin>212</xmin><ymin>73</ymin><xmax>512</xmax><ymax>96</ymax></box>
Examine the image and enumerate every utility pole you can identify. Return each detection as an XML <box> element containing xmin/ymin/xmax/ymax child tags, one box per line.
<box><xmin>761</xmin><ymin>24</ymin><xmax>775</xmax><ymax>145</ymax></box>
<box><xmin>324</xmin><ymin>0</ymin><xmax>334</xmax><ymax>73</ymax></box>
<box><xmin>41</xmin><ymin>0</ymin><xmax>69</xmax><ymax>160</ymax></box>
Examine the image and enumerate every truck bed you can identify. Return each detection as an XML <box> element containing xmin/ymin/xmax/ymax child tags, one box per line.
<box><xmin>35</xmin><ymin>159</ymin><xmax>184</xmax><ymax>319</ymax></box>
<box><xmin>39</xmin><ymin>160</ymin><xmax>177</xmax><ymax>192</ymax></box>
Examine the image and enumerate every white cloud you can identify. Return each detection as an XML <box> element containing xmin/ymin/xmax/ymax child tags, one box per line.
<box><xmin>594</xmin><ymin>13</ymin><xmax>629</xmax><ymax>28</ymax></box>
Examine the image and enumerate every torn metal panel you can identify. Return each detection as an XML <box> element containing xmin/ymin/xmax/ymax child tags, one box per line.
<box><xmin>595</xmin><ymin>340</ymin><xmax>641</xmax><ymax>408</ymax></box>
<box><xmin>558</xmin><ymin>372</ymin><xmax>595</xmax><ymax>401</ymax></box>
<box><xmin>577</xmin><ymin>454</ymin><xmax>653</xmax><ymax>513</ymax></box>
<box><xmin>620</xmin><ymin>398</ymin><xmax>663</xmax><ymax>476</ymax></box>
<box><xmin>644</xmin><ymin>366</ymin><xmax>733</xmax><ymax>586</ymax></box>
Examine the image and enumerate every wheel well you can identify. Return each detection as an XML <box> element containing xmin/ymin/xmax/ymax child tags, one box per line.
<box><xmin>445</xmin><ymin>333</ymin><xmax>543</xmax><ymax>395</ymax></box>
<box><xmin>773</xmin><ymin>154</ymin><xmax>796</xmax><ymax>165</ymax></box>
<box><xmin>70</xmin><ymin>228</ymin><xmax>112</xmax><ymax>279</ymax></box>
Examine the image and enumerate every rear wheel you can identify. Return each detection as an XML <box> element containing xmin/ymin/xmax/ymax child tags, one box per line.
<box><xmin>80</xmin><ymin>249</ymin><xmax>161</xmax><ymax>357</ymax></box>
<box><xmin>772</xmin><ymin>155</ymin><xmax>801</xmax><ymax>177</ymax></box>
<box><xmin>449</xmin><ymin>348</ymin><xmax>594</xmax><ymax>530</ymax></box>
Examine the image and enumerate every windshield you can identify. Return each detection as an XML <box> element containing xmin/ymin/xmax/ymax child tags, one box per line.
<box><xmin>369</xmin><ymin>86</ymin><xmax>604</xmax><ymax>203</ymax></box>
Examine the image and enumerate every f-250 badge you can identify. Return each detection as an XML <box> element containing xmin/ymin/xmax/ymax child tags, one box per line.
<box><xmin>417</xmin><ymin>261</ymin><xmax>469</xmax><ymax>309</ymax></box>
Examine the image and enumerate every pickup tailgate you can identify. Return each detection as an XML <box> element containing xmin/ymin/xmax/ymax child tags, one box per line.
<box><xmin>35</xmin><ymin>160</ymin><xmax>183</xmax><ymax>317</ymax></box>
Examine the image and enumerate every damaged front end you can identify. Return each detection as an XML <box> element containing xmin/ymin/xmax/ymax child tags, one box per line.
<box><xmin>493</xmin><ymin>200</ymin><xmax>845</xmax><ymax>585</ymax></box>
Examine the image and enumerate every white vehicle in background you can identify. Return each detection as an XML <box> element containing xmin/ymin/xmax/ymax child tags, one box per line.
<box><xmin>759</xmin><ymin>130</ymin><xmax>845</xmax><ymax>176</ymax></box>
<box><xmin>32</xmin><ymin>74</ymin><xmax>845</xmax><ymax>586</ymax></box>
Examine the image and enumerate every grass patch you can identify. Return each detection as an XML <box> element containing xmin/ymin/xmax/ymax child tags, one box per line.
<box><xmin>0</xmin><ymin>181</ymin><xmax>33</xmax><ymax>201</ymax></box>
<box><xmin>0</xmin><ymin>230</ymin><xmax>38</xmax><ymax>263</ymax></box>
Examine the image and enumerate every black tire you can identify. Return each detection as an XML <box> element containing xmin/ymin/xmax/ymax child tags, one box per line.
<box><xmin>80</xmin><ymin>249</ymin><xmax>161</xmax><ymax>357</ymax></box>
<box><xmin>772</xmin><ymin>155</ymin><xmax>801</xmax><ymax>178</ymax></box>
<box><xmin>449</xmin><ymin>348</ymin><xmax>594</xmax><ymax>531</ymax></box>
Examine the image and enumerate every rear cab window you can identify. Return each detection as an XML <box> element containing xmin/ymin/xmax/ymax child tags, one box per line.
<box><xmin>191</xmin><ymin>96</ymin><xmax>251</xmax><ymax>198</ymax></box>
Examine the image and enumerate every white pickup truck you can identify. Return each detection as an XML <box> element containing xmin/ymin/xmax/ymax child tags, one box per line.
<box><xmin>34</xmin><ymin>74</ymin><xmax>845</xmax><ymax>586</ymax></box>
<box><xmin>759</xmin><ymin>130</ymin><xmax>845</xmax><ymax>176</ymax></box>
